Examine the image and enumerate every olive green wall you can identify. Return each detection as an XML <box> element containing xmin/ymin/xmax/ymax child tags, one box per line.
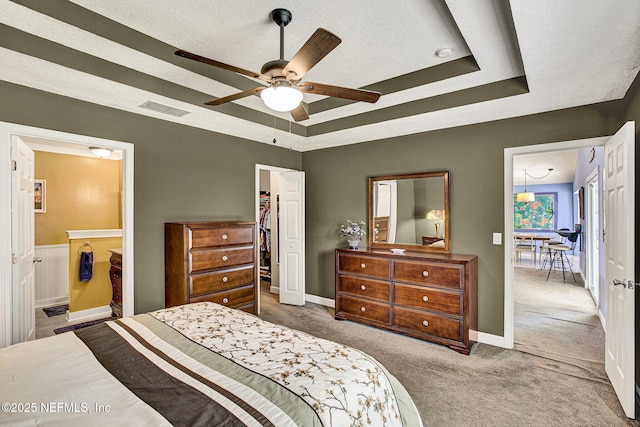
<box><xmin>0</xmin><ymin>82</ymin><xmax>302</xmax><ymax>314</ymax></box>
<box><xmin>1</xmin><ymin>75</ymin><xmax>636</xmax><ymax>338</ymax></box>
<box><xmin>301</xmin><ymin>103</ymin><xmax>623</xmax><ymax>337</ymax></box>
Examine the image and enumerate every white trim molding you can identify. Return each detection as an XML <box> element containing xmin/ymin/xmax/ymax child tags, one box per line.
<box><xmin>0</xmin><ymin>121</ymin><xmax>134</xmax><ymax>348</ymax></box>
<box><xmin>66</xmin><ymin>305</ymin><xmax>112</xmax><ymax>323</ymax></box>
<box><xmin>65</xmin><ymin>229</ymin><xmax>122</xmax><ymax>239</ymax></box>
<box><xmin>503</xmin><ymin>136</ymin><xmax>608</xmax><ymax>349</ymax></box>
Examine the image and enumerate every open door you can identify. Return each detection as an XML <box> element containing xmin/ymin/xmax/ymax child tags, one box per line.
<box><xmin>11</xmin><ymin>136</ymin><xmax>36</xmax><ymax>343</ymax></box>
<box><xmin>604</xmin><ymin>121</ymin><xmax>635</xmax><ymax>418</ymax></box>
<box><xmin>278</xmin><ymin>171</ymin><xmax>305</xmax><ymax>306</ymax></box>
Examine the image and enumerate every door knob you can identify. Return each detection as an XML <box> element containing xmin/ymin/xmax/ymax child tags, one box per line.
<box><xmin>33</xmin><ymin>257</ymin><xmax>42</xmax><ymax>263</ymax></box>
<box><xmin>613</xmin><ymin>279</ymin><xmax>626</xmax><ymax>287</ymax></box>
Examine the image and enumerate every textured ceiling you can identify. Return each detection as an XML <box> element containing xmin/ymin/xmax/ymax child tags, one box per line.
<box><xmin>1</xmin><ymin>0</ymin><xmax>639</xmax><ymax>152</ymax></box>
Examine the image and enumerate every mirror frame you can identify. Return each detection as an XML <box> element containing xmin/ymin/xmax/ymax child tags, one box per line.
<box><xmin>368</xmin><ymin>171</ymin><xmax>450</xmax><ymax>253</ymax></box>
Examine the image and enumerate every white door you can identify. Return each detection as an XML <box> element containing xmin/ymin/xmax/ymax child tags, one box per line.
<box><xmin>278</xmin><ymin>171</ymin><xmax>305</xmax><ymax>305</ymax></box>
<box><xmin>604</xmin><ymin>121</ymin><xmax>635</xmax><ymax>418</ymax></box>
<box><xmin>11</xmin><ymin>136</ymin><xmax>36</xmax><ymax>343</ymax></box>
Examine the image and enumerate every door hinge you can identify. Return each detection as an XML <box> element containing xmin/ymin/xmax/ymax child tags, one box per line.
<box><xmin>11</xmin><ymin>253</ymin><xmax>17</xmax><ymax>264</ymax></box>
<box><xmin>11</xmin><ymin>160</ymin><xmax>17</xmax><ymax>171</ymax></box>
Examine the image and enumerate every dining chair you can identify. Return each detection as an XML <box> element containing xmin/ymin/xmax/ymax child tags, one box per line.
<box><xmin>539</xmin><ymin>228</ymin><xmax>571</xmax><ymax>270</ymax></box>
<box><xmin>546</xmin><ymin>232</ymin><xmax>579</xmax><ymax>282</ymax></box>
<box><xmin>514</xmin><ymin>234</ymin><xmax>536</xmax><ymax>264</ymax></box>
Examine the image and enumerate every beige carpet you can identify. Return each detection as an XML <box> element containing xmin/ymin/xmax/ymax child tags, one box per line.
<box><xmin>514</xmin><ymin>266</ymin><xmax>607</xmax><ymax>383</ymax></box>
<box><xmin>259</xmin><ymin>273</ymin><xmax>638</xmax><ymax>427</ymax></box>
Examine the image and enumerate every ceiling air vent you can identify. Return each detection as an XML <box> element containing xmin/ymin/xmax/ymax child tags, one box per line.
<box><xmin>139</xmin><ymin>101</ymin><xmax>190</xmax><ymax>117</ymax></box>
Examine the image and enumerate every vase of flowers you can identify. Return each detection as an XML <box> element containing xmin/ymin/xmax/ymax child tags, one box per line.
<box><xmin>340</xmin><ymin>220</ymin><xmax>366</xmax><ymax>249</ymax></box>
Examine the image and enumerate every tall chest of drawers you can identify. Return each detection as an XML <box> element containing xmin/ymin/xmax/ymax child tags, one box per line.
<box><xmin>165</xmin><ymin>221</ymin><xmax>258</xmax><ymax>314</ymax></box>
<box><xmin>335</xmin><ymin>248</ymin><xmax>478</xmax><ymax>354</ymax></box>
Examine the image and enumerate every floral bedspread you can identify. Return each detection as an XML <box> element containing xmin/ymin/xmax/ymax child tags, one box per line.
<box><xmin>151</xmin><ymin>302</ymin><xmax>404</xmax><ymax>426</ymax></box>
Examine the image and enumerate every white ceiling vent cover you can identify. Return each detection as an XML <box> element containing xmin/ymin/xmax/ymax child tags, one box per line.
<box><xmin>139</xmin><ymin>101</ymin><xmax>190</xmax><ymax>117</ymax></box>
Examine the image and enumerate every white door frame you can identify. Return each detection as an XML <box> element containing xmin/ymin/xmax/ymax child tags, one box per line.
<box><xmin>585</xmin><ymin>168</ymin><xmax>600</xmax><ymax>307</ymax></box>
<box><xmin>502</xmin><ymin>136</ymin><xmax>609</xmax><ymax>349</ymax></box>
<box><xmin>255</xmin><ymin>164</ymin><xmax>296</xmax><ymax>313</ymax></box>
<box><xmin>0</xmin><ymin>122</ymin><xmax>134</xmax><ymax>348</ymax></box>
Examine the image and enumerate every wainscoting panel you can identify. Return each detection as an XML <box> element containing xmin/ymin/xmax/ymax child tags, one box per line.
<box><xmin>35</xmin><ymin>244</ymin><xmax>69</xmax><ymax>308</ymax></box>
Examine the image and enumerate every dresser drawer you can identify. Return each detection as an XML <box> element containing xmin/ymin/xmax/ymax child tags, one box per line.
<box><xmin>190</xmin><ymin>246</ymin><xmax>254</xmax><ymax>272</ymax></box>
<box><xmin>393</xmin><ymin>307</ymin><xmax>462</xmax><ymax>342</ymax></box>
<box><xmin>338</xmin><ymin>295</ymin><xmax>390</xmax><ymax>324</ymax></box>
<box><xmin>338</xmin><ymin>275</ymin><xmax>390</xmax><ymax>302</ymax></box>
<box><xmin>190</xmin><ymin>265</ymin><xmax>255</xmax><ymax>296</ymax></box>
<box><xmin>190</xmin><ymin>284</ymin><xmax>255</xmax><ymax>308</ymax></box>
<box><xmin>338</xmin><ymin>254</ymin><xmax>391</xmax><ymax>279</ymax></box>
<box><xmin>190</xmin><ymin>226</ymin><xmax>254</xmax><ymax>248</ymax></box>
<box><xmin>394</xmin><ymin>260</ymin><xmax>463</xmax><ymax>289</ymax></box>
<box><xmin>394</xmin><ymin>284</ymin><xmax>462</xmax><ymax>316</ymax></box>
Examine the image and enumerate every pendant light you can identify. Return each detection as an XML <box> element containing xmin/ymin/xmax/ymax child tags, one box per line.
<box><xmin>516</xmin><ymin>168</ymin><xmax>554</xmax><ymax>203</ymax></box>
<box><xmin>516</xmin><ymin>169</ymin><xmax>535</xmax><ymax>203</ymax></box>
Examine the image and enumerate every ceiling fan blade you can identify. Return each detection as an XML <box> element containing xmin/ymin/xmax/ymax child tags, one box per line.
<box><xmin>175</xmin><ymin>50</ymin><xmax>269</xmax><ymax>82</ymax></box>
<box><xmin>290</xmin><ymin>103</ymin><xmax>309</xmax><ymax>122</ymax></box>
<box><xmin>298</xmin><ymin>82</ymin><xmax>381</xmax><ymax>103</ymax></box>
<box><xmin>204</xmin><ymin>87</ymin><xmax>266</xmax><ymax>106</ymax></box>
<box><xmin>282</xmin><ymin>28</ymin><xmax>341</xmax><ymax>81</ymax></box>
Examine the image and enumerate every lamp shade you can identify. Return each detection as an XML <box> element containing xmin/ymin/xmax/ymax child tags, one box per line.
<box><xmin>260</xmin><ymin>85</ymin><xmax>303</xmax><ymax>112</ymax></box>
<box><xmin>426</xmin><ymin>209</ymin><xmax>444</xmax><ymax>220</ymax></box>
<box><xmin>516</xmin><ymin>192</ymin><xmax>535</xmax><ymax>203</ymax></box>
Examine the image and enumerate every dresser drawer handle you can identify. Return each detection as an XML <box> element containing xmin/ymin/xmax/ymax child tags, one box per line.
<box><xmin>360</xmin><ymin>263</ymin><xmax>366</xmax><ymax>269</ymax></box>
<box><xmin>222</xmin><ymin>234</ymin><xmax>228</xmax><ymax>240</ymax></box>
<box><xmin>360</xmin><ymin>306</ymin><xmax>366</xmax><ymax>312</ymax></box>
<box><xmin>422</xmin><ymin>320</ymin><xmax>429</xmax><ymax>327</ymax></box>
<box><xmin>222</xmin><ymin>276</ymin><xmax>228</xmax><ymax>283</ymax></box>
<box><xmin>222</xmin><ymin>255</ymin><xmax>228</xmax><ymax>262</ymax></box>
<box><xmin>222</xmin><ymin>297</ymin><xmax>229</xmax><ymax>304</ymax></box>
<box><xmin>422</xmin><ymin>295</ymin><xmax>429</xmax><ymax>302</ymax></box>
<box><xmin>422</xmin><ymin>270</ymin><xmax>429</xmax><ymax>277</ymax></box>
<box><xmin>360</xmin><ymin>284</ymin><xmax>366</xmax><ymax>291</ymax></box>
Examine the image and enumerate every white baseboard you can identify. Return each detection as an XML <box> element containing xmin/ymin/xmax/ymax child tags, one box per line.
<box><xmin>598</xmin><ymin>307</ymin><xmax>606</xmax><ymax>331</ymax></box>
<box><xmin>477</xmin><ymin>331</ymin><xmax>510</xmax><ymax>348</ymax></box>
<box><xmin>36</xmin><ymin>297</ymin><xmax>69</xmax><ymax>309</ymax></box>
<box><xmin>305</xmin><ymin>293</ymin><xmax>335</xmax><ymax>308</ymax></box>
<box><xmin>66</xmin><ymin>305</ymin><xmax>112</xmax><ymax>324</ymax></box>
<box><xmin>268</xmin><ymin>286</ymin><xmax>336</xmax><ymax>309</ymax></box>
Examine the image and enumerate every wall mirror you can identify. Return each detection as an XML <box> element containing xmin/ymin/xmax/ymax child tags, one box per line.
<box><xmin>368</xmin><ymin>171</ymin><xmax>450</xmax><ymax>253</ymax></box>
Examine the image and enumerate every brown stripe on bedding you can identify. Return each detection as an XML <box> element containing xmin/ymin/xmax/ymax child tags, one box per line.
<box><xmin>75</xmin><ymin>322</ymin><xmax>269</xmax><ymax>427</ymax></box>
<box><xmin>114</xmin><ymin>320</ymin><xmax>275</xmax><ymax>427</ymax></box>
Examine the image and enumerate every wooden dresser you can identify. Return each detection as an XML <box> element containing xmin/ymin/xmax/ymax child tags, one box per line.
<box><xmin>335</xmin><ymin>248</ymin><xmax>478</xmax><ymax>354</ymax></box>
<box><xmin>165</xmin><ymin>221</ymin><xmax>258</xmax><ymax>314</ymax></box>
<box><xmin>108</xmin><ymin>248</ymin><xmax>123</xmax><ymax>318</ymax></box>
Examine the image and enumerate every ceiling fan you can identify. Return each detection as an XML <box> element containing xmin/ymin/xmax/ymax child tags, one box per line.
<box><xmin>175</xmin><ymin>8</ymin><xmax>381</xmax><ymax>122</ymax></box>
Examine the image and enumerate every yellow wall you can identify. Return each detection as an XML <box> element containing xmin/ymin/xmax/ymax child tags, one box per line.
<box><xmin>68</xmin><ymin>237</ymin><xmax>121</xmax><ymax>312</ymax></box>
<box><xmin>34</xmin><ymin>152</ymin><xmax>122</xmax><ymax>245</ymax></box>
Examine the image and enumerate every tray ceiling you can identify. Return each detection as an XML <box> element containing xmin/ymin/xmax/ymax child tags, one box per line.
<box><xmin>1</xmin><ymin>0</ymin><xmax>639</xmax><ymax>152</ymax></box>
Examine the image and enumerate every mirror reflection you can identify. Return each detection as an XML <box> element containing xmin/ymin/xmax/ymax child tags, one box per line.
<box><xmin>369</xmin><ymin>171</ymin><xmax>449</xmax><ymax>253</ymax></box>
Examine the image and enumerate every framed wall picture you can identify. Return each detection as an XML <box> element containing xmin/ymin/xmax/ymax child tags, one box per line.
<box><xmin>34</xmin><ymin>179</ymin><xmax>46</xmax><ymax>213</ymax></box>
<box><xmin>578</xmin><ymin>186</ymin><xmax>584</xmax><ymax>219</ymax></box>
<box><xmin>514</xmin><ymin>192</ymin><xmax>557</xmax><ymax>231</ymax></box>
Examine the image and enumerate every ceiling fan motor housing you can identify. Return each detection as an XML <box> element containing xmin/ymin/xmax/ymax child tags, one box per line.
<box><xmin>261</xmin><ymin>59</ymin><xmax>288</xmax><ymax>78</ymax></box>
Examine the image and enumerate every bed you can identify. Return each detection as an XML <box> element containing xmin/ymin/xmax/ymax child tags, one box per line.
<box><xmin>1</xmin><ymin>302</ymin><xmax>423</xmax><ymax>426</ymax></box>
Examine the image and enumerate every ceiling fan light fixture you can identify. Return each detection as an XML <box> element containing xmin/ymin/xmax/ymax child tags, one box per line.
<box><xmin>260</xmin><ymin>85</ymin><xmax>303</xmax><ymax>112</ymax></box>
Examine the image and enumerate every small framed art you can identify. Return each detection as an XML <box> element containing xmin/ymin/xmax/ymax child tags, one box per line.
<box><xmin>34</xmin><ymin>179</ymin><xmax>46</xmax><ymax>213</ymax></box>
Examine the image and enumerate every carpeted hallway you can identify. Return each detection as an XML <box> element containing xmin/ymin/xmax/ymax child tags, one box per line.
<box><xmin>259</xmin><ymin>267</ymin><xmax>638</xmax><ymax>426</ymax></box>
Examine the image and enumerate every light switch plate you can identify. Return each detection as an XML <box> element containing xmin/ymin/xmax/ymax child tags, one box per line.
<box><xmin>493</xmin><ymin>232</ymin><xmax>502</xmax><ymax>245</ymax></box>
